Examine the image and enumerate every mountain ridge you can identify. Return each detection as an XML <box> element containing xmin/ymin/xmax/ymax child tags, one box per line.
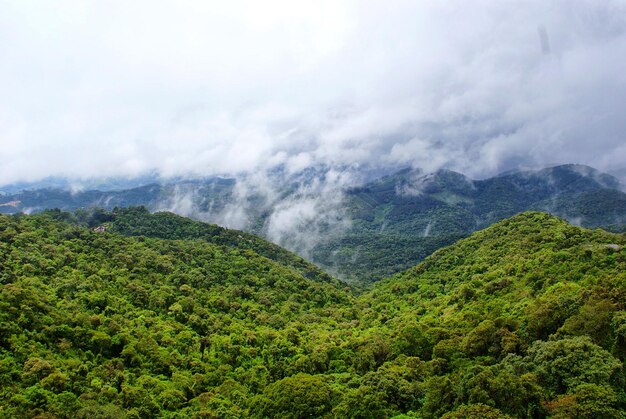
<box><xmin>2</xmin><ymin>164</ymin><xmax>625</xmax><ymax>284</ymax></box>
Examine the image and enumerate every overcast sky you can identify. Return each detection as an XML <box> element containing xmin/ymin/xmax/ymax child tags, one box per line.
<box><xmin>1</xmin><ymin>0</ymin><xmax>626</xmax><ymax>185</ymax></box>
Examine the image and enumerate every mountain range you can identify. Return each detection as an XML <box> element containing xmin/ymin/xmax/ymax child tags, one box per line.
<box><xmin>2</xmin><ymin>164</ymin><xmax>625</xmax><ymax>284</ymax></box>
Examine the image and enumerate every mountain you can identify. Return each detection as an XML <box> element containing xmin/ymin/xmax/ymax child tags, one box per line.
<box><xmin>0</xmin><ymin>174</ymin><xmax>163</xmax><ymax>195</ymax></box>
<box><xmin>0</xmin><ymin>211</ymin><xmax>354</xmax><ymax>417</ymax></box>
<box><xmin>357</xmin><ymin>211</ymin><xmax>626</xmax><ymax>417</ymax></box>
<box><xmin>313</xmin><ymin>164</ymin><xmax>626</xmax><ymax>282</ymax></box>
<box><xmin>1</xmin><ymin>211</ymin><xmax>625</xmax><ymax>417</ymax></box>
<box><xmin>343</xmin><ymin>164</ymin><xmax>623</xmax><ymax>235</ymax></box>
<box><xmin>2</xmin><ymin>164</ymin><xmax>625</xmax><ymax>284</ymax></box>
<box><xmin>0</xmin><ymin>177</ymin><xmax>236</xmax><ymax>215</ymax></box>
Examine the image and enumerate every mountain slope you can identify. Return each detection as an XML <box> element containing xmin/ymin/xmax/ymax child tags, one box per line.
<box><xmin>356</xmin><ymin>212</ymin><xmax>626</xmax><ymax>417</ymax></box>
<box><xmin>1</xmin><ymin>211</ymin><xmax>626</xmax><ymax>417</ymax></box>
<box><xmin>363</xmin><ymin>211</ymin><xmax>626</xmax><ymax>331</ymax></box>
<box><xmin>317</xmin><ymin>164</ymin><xmax>626</xmax><ymax>282</ymax></box>
<box><xmin>44</xmin><ymin>206</ymin><xmax>335</xmax><ymax>284</ymax></box>
<box><xmin>0</xmin><ymin>212</ymin><xmax>354</xmax><ymax>417</ymax></box>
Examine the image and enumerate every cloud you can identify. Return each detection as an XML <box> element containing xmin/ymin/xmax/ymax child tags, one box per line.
<box><xmin>152</xmin><ymin>165</ymin><xmax>357</xmax><ymax>260</ymax></box>
<box><xmin>1</xmin><ymin>0</ymin><xmax>626</xmax><ymax>185</ymax></box>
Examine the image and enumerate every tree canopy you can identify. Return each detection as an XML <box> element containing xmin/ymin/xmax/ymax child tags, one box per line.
<box><xmin>1</xmin><ymin>210</ymin><xmax>625</xmax><ymax>417</ymax></box>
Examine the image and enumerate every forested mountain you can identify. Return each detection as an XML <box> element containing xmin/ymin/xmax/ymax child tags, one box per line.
<box><xmin>314</xmin><ymin>164</ymin><xmax>626</xmax><ymax>281</ymax></box>
<box><xmin>0</xmin><ymin>177</ymin><xmax>236</xmax><ymax>217</ymax></box>
<box><xmin>1</xmin><ymin>211</ymin><xmax>625</xmax><ymax>417</ymax></box>
<box><xmin>0</xmin><ymin>175</ymin><xmax>163</xmax><ymax>195</ymax></box>
<box><xmin>0</xmin><ymin>211</ymin><xmax>354</xmax><ymax>418</ymax></box>
<box><xmin>2</xmin><ymin>164</ymin><xmax>625</xmax><ymax>283</ymax></box>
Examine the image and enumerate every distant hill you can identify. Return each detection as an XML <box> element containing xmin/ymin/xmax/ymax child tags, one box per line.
<box><xmin>0</xmin><ymin>177</ymin><xmax>236</xmax><ymax>215</ymax></box>
<box><xmin>314</xmin><ymin>164</ymin><xmax>626</xmax><ymax>282</ymax></box>
<box><xmin>1</xmin><ymin>164</ymin><xmax>625</xmax><ymax>283</ymax></box>
<box><xmin>0</xmin><ymin>174</ymin><xmax>163</xmax><ymax>195</ymax></box>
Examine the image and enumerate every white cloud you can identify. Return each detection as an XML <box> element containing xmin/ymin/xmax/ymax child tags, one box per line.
<box><xmin>1</xmin><ymin>0</ymin><xmax>626</xmax><ymax>184</ymax></box>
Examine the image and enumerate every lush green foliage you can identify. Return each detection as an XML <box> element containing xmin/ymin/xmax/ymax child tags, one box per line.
<box><xmin>45</xmin><ymin>206</ymin><xmax>335</xmax><ymax>285</ymax></box>
<box><xmin>1</xmin><ymin>211</ymin><xmax>626</xmax><ymax>417</ymax></box>
<box><xmin>0</xmin><ymin>212</ymin><xmax>353</xmax><ymax>417</ymax></box>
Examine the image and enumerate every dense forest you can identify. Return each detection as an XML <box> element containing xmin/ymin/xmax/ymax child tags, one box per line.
<box><xmin>1</xmin><ymin>210</ymin><xmax>625</xmax><ymax>417</ymax></box>
<box><xmin>314</xmin><ymin>164</ymin><xmax>626</xmax><ymax>282</ymax></box>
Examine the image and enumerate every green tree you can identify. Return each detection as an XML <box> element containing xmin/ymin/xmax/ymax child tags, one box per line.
<box><xmin>526</xmin><ymin>336</ymin><xmax>622</xmax><ymax>395</ymax></box>
<box><xmin>254</xmin><ymin>373</ymin><xmax>335</xmax><ymax>418</ymax></box>
<box><xmin>441</xmin><ymin>403</ymin><xmax>513</xmax><ymax>419</ymax></box>
<box><xmin>544</xmin><ymin>384</ymin><xmax>625</xmax><ymax>418</ymax></box>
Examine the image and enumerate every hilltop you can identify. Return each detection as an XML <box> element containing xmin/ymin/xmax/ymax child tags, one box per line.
<box><xmin>44</xmin><ymin>206</ymin><xmax>334</xmax><ymax>285</ymax></box>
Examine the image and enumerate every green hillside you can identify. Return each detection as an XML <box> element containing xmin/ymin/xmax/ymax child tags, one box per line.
<box><xmin>1</xmin><ymin>211</ymin><xmax>626</xmax><ymax>417</ymax></box>
<box><xmin>44</xmin><ymin>206</ymin><xmax>335</xmax><ymax>285</ymax></box>
<box><xmin>358</xmin><ymin>212</ymin><xmax>626</xmax><ymax>417</ymax></box>
<box><xmin>0</xmin><ymin>212</ymin><xmax>354</xmax><ymax>418</ymax></box>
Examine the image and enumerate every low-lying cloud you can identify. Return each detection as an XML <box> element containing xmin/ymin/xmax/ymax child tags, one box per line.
<box><xmin>153</xmin><ymin>166</ymin><xmax>357</xmax><ymax>259</ymax></box>
<box><xmin>1</xmin><ymin>1</ymin><xmax>626</xmax><ymax>186</ymax></box>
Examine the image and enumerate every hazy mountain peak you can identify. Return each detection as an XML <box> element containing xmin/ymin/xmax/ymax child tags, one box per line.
<box><xmin>499</xmin><ymin>164</ymin><xmax>622</xmax><ymax>193</ymax></box>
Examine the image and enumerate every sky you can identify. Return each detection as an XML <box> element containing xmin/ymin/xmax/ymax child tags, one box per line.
<box><xmin>2</xmin><ymin>0</ymin><xmax>626</xmax><ymax>185</ymax></box>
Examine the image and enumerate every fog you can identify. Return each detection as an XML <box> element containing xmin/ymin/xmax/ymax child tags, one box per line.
<box><xmin>1</xmin><ymin>1</ymin><xmax>626</xmax><ymax>187</ymax></box>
